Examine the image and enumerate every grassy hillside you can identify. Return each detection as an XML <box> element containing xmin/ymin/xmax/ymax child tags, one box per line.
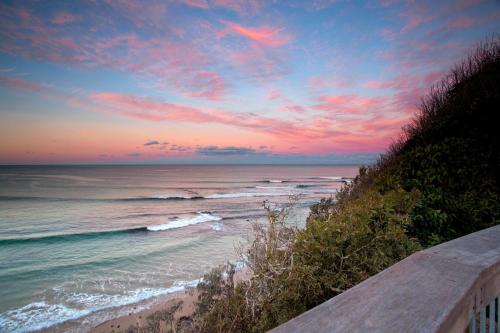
<box><xmin>138</xmin><ymin>39</ymin><xmax>500</xmax><ymax>333</ymax></box>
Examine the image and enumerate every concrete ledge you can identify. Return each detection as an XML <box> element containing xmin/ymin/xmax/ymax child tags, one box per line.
<box><xmin>270</xmin><ymin>225</ymin><xmax>500</xmax><ymax>333</ymax></box>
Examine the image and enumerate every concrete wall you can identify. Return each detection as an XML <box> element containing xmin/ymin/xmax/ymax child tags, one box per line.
<box><xmin>270</xmin><ymin>225</ymin><xmax>500</xmax><ymax>333</ymax></box>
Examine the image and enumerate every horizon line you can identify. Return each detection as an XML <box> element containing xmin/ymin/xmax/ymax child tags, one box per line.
<box><xmin>0</xmin><ymin>162</ymin><xmax>368</xmax><ymax>166</ymax></box>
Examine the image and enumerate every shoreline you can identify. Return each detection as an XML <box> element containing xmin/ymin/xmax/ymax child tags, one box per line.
<box><xmin>89</xmin><ymin>268</ymin><xmax>251</xmax><ymax>333</ymax></box>
<box><xmin>90</xmin><ymin>289</ymin><xmax>197</xmax><ymax>333</ymax></box>
<box><xmin>34</xmin><ymin>268</ymin><xmax>252</xmax><ymax>333</ymax></box>
<box><xmin>33</xmin><ymin>288</ymin><xmax>197</xmax><ymax>333</ymax></box>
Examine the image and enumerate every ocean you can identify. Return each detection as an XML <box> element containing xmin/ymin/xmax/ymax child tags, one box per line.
<box><xmin>0</xmin><ymin>165</ymin><xmax>359</xmax><ymax>332</ymax></box>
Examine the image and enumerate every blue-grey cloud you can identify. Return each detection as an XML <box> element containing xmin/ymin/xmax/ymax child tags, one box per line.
<box><xmin>144</xmin><ymin>140</ymin><xmax>160</xmax><ymax>146</ymax></box>
<box><xmin>196</xmin><ymin>146</ymin><xmax>263</xmax><ymax>156</ymax></box>
<box><xmin>170</xmin><ymin>144</ymin><xmax>191</xmax><ymax>152</ymax></box>
<box><xmin>109</xmin><ymin>151</ymin><xmax>378</xmax><ymax>164</ymax></box>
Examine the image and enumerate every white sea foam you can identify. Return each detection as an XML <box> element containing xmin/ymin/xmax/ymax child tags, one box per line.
<box><xmin>148</xmin><ymin>194</ymin><xmax>199</xmax><ymax>199</ymax></box>
<box><xmin>319</xmin><ymin>176</ymin><xmax>343</xmax><ymax>180</ymax></box>
<box><xmin>268</xmin><ymin>179</ymin><xmax>283</xmax><ymax>183</ymax></box>
<box><xmin>208</xmin><ymin>189</ymin><xmax>338</xmax><ymax>200</ymax></box>
<box><xmin>255</xmin><ymin>185</ymin><xmax>293</xmax><ymax>190</ymax></box>
<box><xmin>147</xmin><ymin>213</ymin><xmax>222</xmax><ymax>231</ymax></box>
<box><xmin>205</xmin><ymin>192</ymin><xmax>289</xmax><ymax>199</ymax></box>
<box><xmin>210</xmin><ymin>222</ymin><xmax>224</xmax><ymax>231</ymax></box>
<box><xmin>30</xmin><ymin>174</ymin><xmax>103</xmax><ymax>182</ymax></box>
<box><xmin>314</xmin><ymin>189</ymin><xmax>335</xmax><ymax>194</ymax></box>
<box><xmin>0</xmin><ymin>280</ymin><xmax>200</xmax><ymax>333</ymax></box>
<box><xmin>148</xmin><ymin>191</ymin><xmax>290</xmax><ymax>200</ymax></box>
<box><xmin>148</xmin><ymin>188</ymin><xmax>334</xmax><ymax>203</ymax></box>
<box><xmin>0</xmin><ymin>301</ymin><xmax>87</xmax><ymax>333</ymax></box>
<box><xmin>235</xmin><ymin>260</ymin><xmax>246</xmax><ymax>271</ymax></box>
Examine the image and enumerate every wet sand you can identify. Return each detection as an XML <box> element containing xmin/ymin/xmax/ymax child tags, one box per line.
<box><xmin>90</xmin><ymin>291</ymin><xmax>197</xmax><ymax>333</ymax></box>
<box><xmin>89</xmin><ymin>268</ymin><xmax>251</xmax><ymax>333</ymax></box>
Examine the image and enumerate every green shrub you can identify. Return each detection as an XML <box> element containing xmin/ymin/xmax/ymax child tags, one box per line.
<box><xmin>399</xmin><ymin>137</ymin><xmax>500</xmax><ymax>245</ymax></box>
<box><xmin>192</xmin><ymin>264</ymin><xmax>250</xmax><ymax>333</ymax></box>
<box><xmin>294</xmin><ymin>189</ymin><xmax>421</xmax><ymax>302</ymax></box>
<box><xmin>192</xmin><ymin>189</ymin><xmax>421</xmax><ymax>332</ymax></box>
<box><xmin>192</xmin><ymin>200</ymin><xmax>299</xmax><ymax>332</ymax></box>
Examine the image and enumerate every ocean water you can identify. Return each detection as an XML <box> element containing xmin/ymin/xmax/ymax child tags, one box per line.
<box><xmin>0</xmin><ymin>165</ymin><xmax>359</xmax><ymax>332</ymax></box>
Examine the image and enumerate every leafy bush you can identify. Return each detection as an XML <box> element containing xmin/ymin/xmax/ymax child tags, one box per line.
<box><xmin>191</xmin><ymin>264</ymin><xmax>249</xmax><ymax>333</ymax></box>
<box><xmin>191</xmin><ymin>200</ymin><xmax>298</xmax><ymax>332</ymax></box>
<box><xmin>191</xmin><ymin>189</ymin><xmax>421</xmax><ymax>332</ymax></box>
<box><xmin>399</xmin><ymin>137</ymin><xmax>500</xmax><ymax>245</ymax></box>
<box><xmin>293</xmin><ymin>189</ymin><xmax>421</xmax><ymax>306</ymax></box>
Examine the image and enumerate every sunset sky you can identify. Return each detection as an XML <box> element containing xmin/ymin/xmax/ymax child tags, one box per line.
<box><xmin>0</xmin><ymin>0</ymin><xmax>499</xmax><ymax>164</ymax></box>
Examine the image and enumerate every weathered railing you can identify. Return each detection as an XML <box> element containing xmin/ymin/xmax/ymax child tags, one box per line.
<box><xmin>469</xmin><ymin>299</ymin><xmax>499</xmax><ymax>333</ymax></box>
<box><xmin>271</xmin><ymin>225</ymin><xmax>500</xmax><ymax>333</ymax></box>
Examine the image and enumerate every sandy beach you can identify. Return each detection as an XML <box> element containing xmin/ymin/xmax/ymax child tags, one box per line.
<box><xmin>33</xmin><ymin>288</ymin><xmax>196</xmax><ymax>333</ymax></box>
<box><xmin>90</xmin><ymin>290</ymin><xmax>197</xmax><ymax>333</ymax></box>
<box><xmin>88</xmin><ymin>268</ymin><xmax>251</xmax><ymax>333</ymax></box>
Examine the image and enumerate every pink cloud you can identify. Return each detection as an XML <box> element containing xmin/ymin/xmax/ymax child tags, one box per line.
<box><xmin>456</xmin><ymin>0</ymin><xmax>482</xmax><ymax>10</ymax></box>
<box><xmin>90</xmin><ymin>92</ymin><xmax>268</xmax><ymax>130</ymax></box>
<box><xmin>84</xmin><ymin>91</ymin><xmax>408</xmax><ymax>154</ymax></box>
<box><xmin>181</xmin><ymin>0</ymin><xmax>263</xmax><ymax>16</ymax></box>
<box><xmin>0</xmin><ymin>76</ymin><xmax>47</xmax><ymax>92</ymax></box>
<box><xmin>399</xmin><ymin>2</ymin><xmax>436</xmax><ymax>33</ymax></box>
<box><xmin>57</xmin><ymin>38</ymin><xmax>80</xmax><ymax>50</ymax></box>
<box><xmin>0</xmin><ymin>2</ymin><xmax>293</xmax><ymax>95</ymax></box>
<box><xmin>309</xmin><ymin>113</ymin><xmax>413</xmax><ymax>152</ymax></box>
<box><xmin>307</xmin><ymin>77</ymin><xmax>327</xmax><ymax>89</ymax></box>
<box><xmin>228</xmin><ymin>46</ymin><xmax>289</xmax><ymax>82</ymax></box>
<box><xmin>86</xmin><ymin>92</ymin><xmax>328</xmax><ymax>141</ymax></box>
<box><xmin>103</xmin><ymin>0</ymin><xmax>168</xmax><ymax>30</ymax></box>
<box><xmin>181</xmin><ymin>0</ymin><xmax>210</xmax><ymax>9</ymax></box>
<box><xmin>300</xmin><ymin>0</ymin><xmax>340</xmax><ymax>12</ymax></box>
<box><xmin>379</xmin><ymin>0</ymin><xmax>399</xmax><ymax>7</ymax></box>
<box><xmin>170</xmin><ymin>70</ymin><xmax>226</xmax><ymax>100</ymax></box>
<box><xmin>0</xmin><ymin>5</ymin><xmax>227</xmax><ymax>100</ymax></box>
<box><xmin>1</xmin><ymin>78</ymin><xmax>407</xmax><ymax>155</ymax></box>
<box><xmin>51</xmin><ymin>13</ymin><xmax>80</xmax><ymax>25</ymax></box>
<box><xmin>400</xmin><ymin>15</ymin><xmax>426</xmax><ymax>33</ymax></box>
<box><xmin>359</xmin><ymin>115</ymin><xmax>408</xmax><ymax>135</ymax></box>
<box><xmin>91</xmin><ymin>93</ymin><xmax>217</xmax><ymax>122</ymax></box>
<box><xmin>213</xmin><ymin>0</ymin><xmax>262</xmax><ymax>16</ymax></box>
<box><xmin>281</xmin><ymin>105</ymin><xmax>306</xmax><ymax>112</ymax></box>
<box><xmin>312</xmin><ymin>94</ymin><xmax>386</xmax><ymax>115</ymax></box>
<box><xmin>267</xmin><ymin>89</ymin><xmax>283</xmax><ymax>100</ymax></box>
<box><xmin>374</xmin><ymin>30</ymin><xmax>468</xmax><ymax>75</ymax></box>
<box><xmin>444</xmin><ymin>17</ymin><xmax>476</xmax><ymax>30</ymax></box>
<box><xmin>381</xmin><ymin>28</ymin><xmax>398</xmax><ymax>41</ymax></box>
<box><xmin>220</xmin><ymin>21</ymin><xmax>291</xmax><ymax>47</ymax></box>
<box><xmin>307</xmin><ymin>76</ymin><xmax>355</xmax><ymax>90</ymax></box>
<box><xmin>363</xmin><ymin>70</ymin><xmax>446</xmax><ymax>117</ymax></box>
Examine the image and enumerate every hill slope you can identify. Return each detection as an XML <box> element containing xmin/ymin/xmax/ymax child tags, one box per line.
<box><xmin>336</xmin><ymin>39</ymin><xmax>500</xmax><ymax>246</ymax></box>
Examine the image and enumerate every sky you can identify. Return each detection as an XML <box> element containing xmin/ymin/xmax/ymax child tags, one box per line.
<box><xmin>0</xmin><ymin>0</ymin><xmax>499</xmax><ymax>164</ymax></box>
